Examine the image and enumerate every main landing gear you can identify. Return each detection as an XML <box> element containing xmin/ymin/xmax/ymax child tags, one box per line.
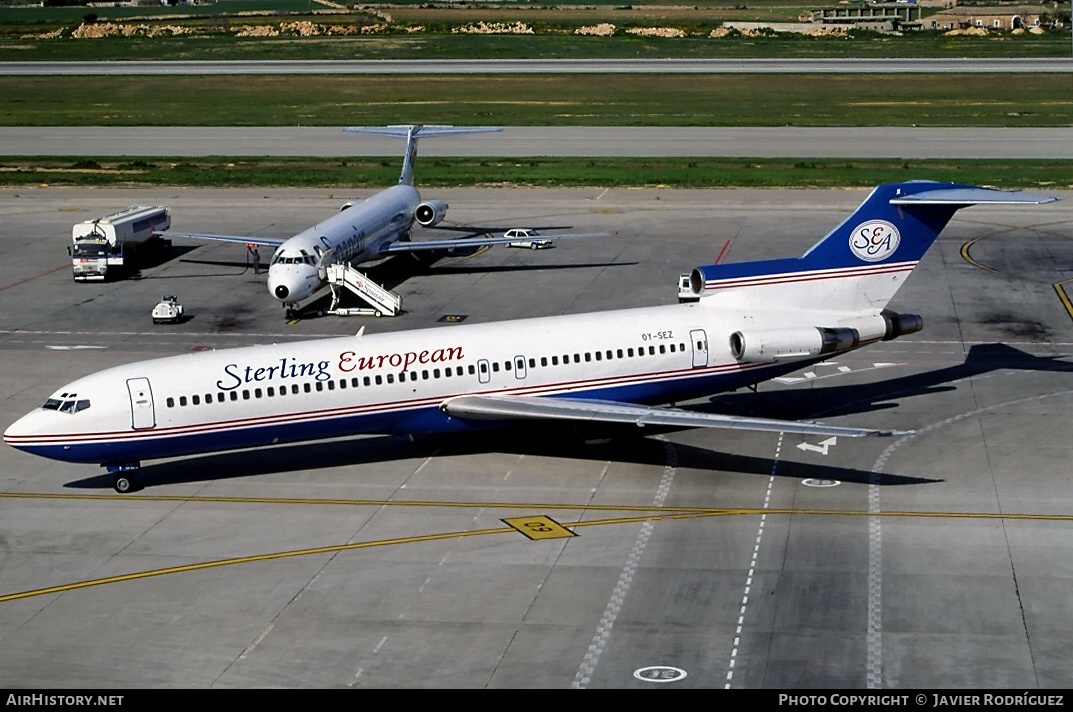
<box><xmin>107</xmin><ymin>463</ymin><xmax>141</xmax><ymax>493</ymax></box>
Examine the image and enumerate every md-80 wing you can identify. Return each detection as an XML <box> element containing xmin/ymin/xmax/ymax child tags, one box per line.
<box><xmin>380</xmin><ymin>232</ymin><xmax>607</xmax><ymax>253</ymax></box>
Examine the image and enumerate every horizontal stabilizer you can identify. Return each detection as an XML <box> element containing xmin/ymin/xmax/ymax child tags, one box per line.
<box><xmin>343</xmin><ymin>125</ymin><xmax>501</xmax><ymax>138</ymax></box>
<box><xmin>441</xmin><ymin>394</ymin><xmax>909</xmax><ymax>438</ymax></box>
<box><xmin>890</xmin><ymin>187</ymin><xmax>1060</xmax><ymax>206</ymax></box>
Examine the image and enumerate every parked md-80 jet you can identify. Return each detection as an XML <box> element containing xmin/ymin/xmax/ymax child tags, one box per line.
<box><xmin>161</xmin><ymin>124</ymin><xmax>603</xmax><ymax>318</ymax></box>
<box><xmin>5</xmin><ymin>181</ymin><xmax>1058</xmax><ymax>493</ymax></box>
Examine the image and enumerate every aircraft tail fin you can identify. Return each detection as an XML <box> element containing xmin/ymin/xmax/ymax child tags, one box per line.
<box><xmin>690</xmin><ymin>181</ymin><xmax>1059</xmax><ymax>315</ymax></box>
<box><xmin>343</xmin><ymin>124</ymin><xmax>501</xmax><ymax>186</ymax></box>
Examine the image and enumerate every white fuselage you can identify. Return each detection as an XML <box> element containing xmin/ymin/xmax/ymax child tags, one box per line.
<box><xmin>266</xmin><ymin>184</ymin><xmax>420</xmax><ymax>307</ymax></box>
<box><xmin>3</xmin><ymin>299</ymin><xmax>827</xmax><ymax>467</ymax></box>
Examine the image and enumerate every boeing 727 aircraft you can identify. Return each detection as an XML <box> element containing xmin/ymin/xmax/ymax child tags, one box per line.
<box><xmin>161</xmin><ymin>124</ymin><xmax>602</xmax><ymax>318</ymax></box>
<box><xmin>5</xmin><ymin>181</ymin><xmax>1058</xmax><ymax>493</ymax></box>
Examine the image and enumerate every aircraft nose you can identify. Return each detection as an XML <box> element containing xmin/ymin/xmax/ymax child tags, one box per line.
<box><xmin>274</xmin><ymin>284</ymin><xmax>290</xmax><ymax>299</ymax></box>
<box><xmin>4</xmin><ymin>410</ymin><xmax>43</xmax><ymax>450</ymax></box>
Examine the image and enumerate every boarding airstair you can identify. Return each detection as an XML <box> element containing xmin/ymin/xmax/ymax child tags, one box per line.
<box><xmin>324</xmin><ymin>263</ymin><xmax>403</xmax><ymax>317</ymax></box>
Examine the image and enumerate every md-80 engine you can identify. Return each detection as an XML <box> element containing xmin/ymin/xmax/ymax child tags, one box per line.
<box><xmin>415</xmin><ymin>200</ymin><xmax>448</xmax><ymax>227</ymax></box>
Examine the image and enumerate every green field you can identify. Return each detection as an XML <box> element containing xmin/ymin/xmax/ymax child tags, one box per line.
<box><xmin>4</xmin><ymin>156</ymin><xmax>1071</xmax><ymax>190</ymax></box>
<box><xmin>3</xmin><ymin>73</ymin><xmax>1072</xmax><ymax>127</ymax></box>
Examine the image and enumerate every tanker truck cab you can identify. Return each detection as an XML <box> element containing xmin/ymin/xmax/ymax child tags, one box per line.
<box><xmin>71</xmin><ymin>205</ymin><xmax>171</xmax><ymax>282</ymax></box>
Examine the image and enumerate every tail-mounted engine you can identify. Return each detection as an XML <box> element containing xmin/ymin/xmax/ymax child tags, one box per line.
<box><xmin>415</xmin><ymin>200</ymin><xmax>448</xmax><ymax>227</ymax></box>
<box><xmin>729</xmin><ymin>311</ymin><xmax>923</xmax><ymax>362</ymax></box>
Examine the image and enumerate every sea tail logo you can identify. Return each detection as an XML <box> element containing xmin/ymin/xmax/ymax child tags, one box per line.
<box><xmin>849</xmin><ymin>220</ymin><xmax>900</xmax><ymax>263</ymax></box>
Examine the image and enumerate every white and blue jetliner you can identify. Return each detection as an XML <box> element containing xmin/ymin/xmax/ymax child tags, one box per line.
<box><xmin>160</xmin><ymin>124</ymin><xmax>603</xmax><ymax>318</ymax></box>
<box><xmin>4</xmin><ymin>181</ymin><xmax>1058</xmax><ymax>493</ymax></box>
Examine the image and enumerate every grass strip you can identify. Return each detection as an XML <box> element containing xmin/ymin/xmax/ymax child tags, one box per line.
<box><xmin>2</xmin><ymin>156</ymin><xmax>1070</xmax><ymax>190</ymax></box>
<box><xmin>2</xmin><ymin>74</ymin><xmax>1072</xmax><ymax>127</ymax></box>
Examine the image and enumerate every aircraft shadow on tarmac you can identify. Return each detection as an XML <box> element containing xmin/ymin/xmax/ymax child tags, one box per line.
<box><xmin>706</xmin><ymin>343</ymin><xmax>1073</xmax><ymax>423</ymax></box>
<box><xmin>63</xmin><ymin>419</ymin><xmax>929</xmax><ymax>493</ymax></box>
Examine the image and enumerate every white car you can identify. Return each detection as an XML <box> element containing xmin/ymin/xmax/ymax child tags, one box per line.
<box><xmin>504</xmin><ymin>228</ymin><xmax>554</xmax><ymax>250</ymax></box>
<box><xmin>151</xmin><ymin>295</ymin><xmax>184</xmax><ymax>324</ymax></box>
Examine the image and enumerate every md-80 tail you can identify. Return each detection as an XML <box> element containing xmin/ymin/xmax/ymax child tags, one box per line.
<box><xmin>5</xmin><ymin>181</ymin><xmax>1058</xmax><ymax>492</ymax></box>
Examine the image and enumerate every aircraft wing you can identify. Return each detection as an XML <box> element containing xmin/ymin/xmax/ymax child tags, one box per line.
<box><xmin>440</xmin><ymin>394</ymin><xmax>909</xmax><ymax>438</ymax></box>
<box><xmin>158</xmin><ymin>231</ymin><xmax>286</xmax><ymax>248</ymax></box>
<box><xmin>380</xmin><ymin>233</ymin><xmax>607</xmax><ymax>254</ymax></box>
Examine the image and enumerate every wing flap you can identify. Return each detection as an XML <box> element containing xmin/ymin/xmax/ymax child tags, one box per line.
<box><xmin>159</xmin><ymin>231</ymin><xmax>286</xmax><ymax>248</ymax></box>
<box><xmin>441</xmin><ymin>394</ymin><xmax>908</xmax><ymax>438</ymax></box>
<box><xmin>382</xmin><ymin>233</ymin><xmax>607</xmax><ymax>253</ymax></box>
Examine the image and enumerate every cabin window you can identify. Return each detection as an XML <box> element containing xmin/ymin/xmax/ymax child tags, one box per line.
<box><xmin>669</xmin><ymin>344</ymin><xmax>676</xmax><ymax>353</ymax></box>
<box><xmin>304</xmin><ymin>383</ymin><xmax>311</xmax><ymax>393</ymax></box>
<box><xmin>479</xmin><ymin>363</ymin><xmax>488</xmax><ymax>375</ymax></box>
<box><xmin>254</xmin><ymin>388</ymin><xmax>262</xmax><ymax>398</ymax></box>
<box><xmin>433</xmin><ymin>369</ymin><xmax>441</xmax><ymax>378</ymax></box>
<box><xmin>659</xmin><ymin>345</ymin><xmax>666</xmax><ymax>354</ymax></box>
<box><xmin>179</xmin><ymin>396</ymin><xmax>187</xmax><ymax>406</ymax></box>
<box><xmin>456</xmin><ymin>366</ymin><xmax>464</xmax><ymax>376</ymax></box>
<box><xmin>364</xmin><ymin>376</ymin><xmax>371</xmax><ymax>386</ymax></box>
<box><xmin>680</xmin><ymin>342</ymin><xmax>686</xmax><ymax>352</ymax></box>
<box><xmin>166</xmin><ymin>397</ymin><xmax>175</xmax><ymax>408</ymax></box>
<box><xmin>409</xmin><ymin>372</ymin><xmax>418</xmax><ymax>382</ymax></box>
<box><xmin>468</xmin><ymin>365</ymin><xmax>476</xmax><ymax>375</ymax></box>
<box><xmin>628</xmin><ymin>348</ymin><xmax>635</xmax><ymax>357</ymax></box>
<box><xmin>230</xmin><ymin>391</ymin><xmax>238</xmax><ymax>401</ymax></box>
<box><xmin>539</xmin><ymin>357</ymin><xmax>547</xmax><ymax>367</ymax></box>
<box><xmin>585</xmin><ymin>353</ymin><xmax>592</xmax><ymax>362</ymax></box>
<box><xmin>192</xmin><ymin>395</ymin><xmax>200</xmax><ymax>405</ymax></box>
<box><xmin>606</xmin><ymin>350</ymin><xmax>613</xmax><ymax>360</ymax></box>
<box><xmin>422</xmin><ymin>370</ymin><xmax>429</xmax><ymax>380</ymax></box>
<box><xmin>242</xmin><ymin>390</ymin><xmax>251</xmax><ymax>400</ymax></box>
<box><xmin>442</xmin><ymin>369</ymin><xmax>450</xmax><ymax>379</ymax></box>
<box><xmin>338</xmin><ymin>380</ymin><xmax>346</xmax><ymax>390</ymax></box>
<box><xmin>352</xmin><ymin>378</ymin><xmax>360</xmax><ymax>388</ymax></box>
<box><xmin>375</xmin><ymin>375</ymin><xmax>382</xmax><ymax>385</ymax></box>
<box><xmin>617</xmin><ymin>349</ymin><xmax>624</xmax><ymax>358</ymax></box>
<box><xmin>290</xmin><ymin>384</ymin><xmax>299</xmax><ymax>394</ymax></box>
<box><xmin>386</xmin><ymin>374</ymin><xmax>394</xmax><ymax>384</ymax></box>
<box><xmin>492</xmin><ymin>362</ymin><xmax>499</xmax><ymax>373</ymax></box>
<box><xmin>504</xmin><ymin>361</ymin><xmax>511</xmax><ymax>371</ymax></box>
<box><xmin>551</xmin><ymin>356</ymin><xmax>558</xmax><ymax>366</ymax></box>
<box><xmin>327</xmin><ymin>381</ymin><xmax>335</xmax><ymax>391</ymax></box>
<box><xmin>528</xmin><ymin>358</ymin><xmax>536</xmax><ymax>368</ymax></box>
<box><xmin>277</xmin><ymin>387</ymin><xmax>285</xmax><ymax>397</ymax></box>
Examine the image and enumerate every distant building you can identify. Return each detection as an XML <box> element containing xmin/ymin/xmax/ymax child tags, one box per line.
<box><xmin>924</xmin><ymin>5</ymin><xmax>1050</xmax><ymax>31</ymax></box>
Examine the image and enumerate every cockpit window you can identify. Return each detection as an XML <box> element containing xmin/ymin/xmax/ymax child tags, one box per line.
<box><xmin>43</xmin><ymin>394</ymin><xmax>90</xmax><ymax>414</ymax></box>
<box><xmin>270</xmin><ymin>252</ymin><xmax>317</xmax><ymax>266</ymax></box>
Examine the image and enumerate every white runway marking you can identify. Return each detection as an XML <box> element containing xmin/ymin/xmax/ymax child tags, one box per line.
<box><xmin>573</xmin><ymin>437</ymin><xmax>677</xmax><ymax>689</ymax></box>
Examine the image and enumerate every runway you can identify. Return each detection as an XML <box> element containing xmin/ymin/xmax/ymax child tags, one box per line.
<box><xmin>4</xmin><ymin>126</ymin><xmax>1073</xmax><ymax>159</ymax></box>
<box><xmin>1</xmin><ymin>186</ymin><xmax>1072</xmax><ymax>688</ymax></box>
<box><xmin>2</xmin><ymin>58</ymin><xmax>1071</xmax><ymax>75</ymax></box>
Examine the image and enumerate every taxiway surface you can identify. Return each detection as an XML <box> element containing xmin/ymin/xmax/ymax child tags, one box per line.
<box><xmin>1</xmin><ymin>186</ymin><xmax>1072</xmax><ymax>689</ymax></box>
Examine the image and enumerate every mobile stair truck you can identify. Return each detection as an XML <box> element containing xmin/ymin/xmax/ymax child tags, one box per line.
<box><xmin>70</xmin><ymin>205</ymin><xmax>171</xmax><ymax>282</ymax></box>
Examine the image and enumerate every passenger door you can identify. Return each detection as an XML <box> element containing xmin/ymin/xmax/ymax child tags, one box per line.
<box><xmin>126</xmin><ymin>377</ymin><xmax>156</xmax><ymax>430</ymax></box>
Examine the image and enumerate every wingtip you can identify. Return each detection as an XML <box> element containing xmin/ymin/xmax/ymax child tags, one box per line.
<box><xmin>869</xmin><ymin>429</ymin><xmax>917</xmax><ymax>437</ymax></box>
